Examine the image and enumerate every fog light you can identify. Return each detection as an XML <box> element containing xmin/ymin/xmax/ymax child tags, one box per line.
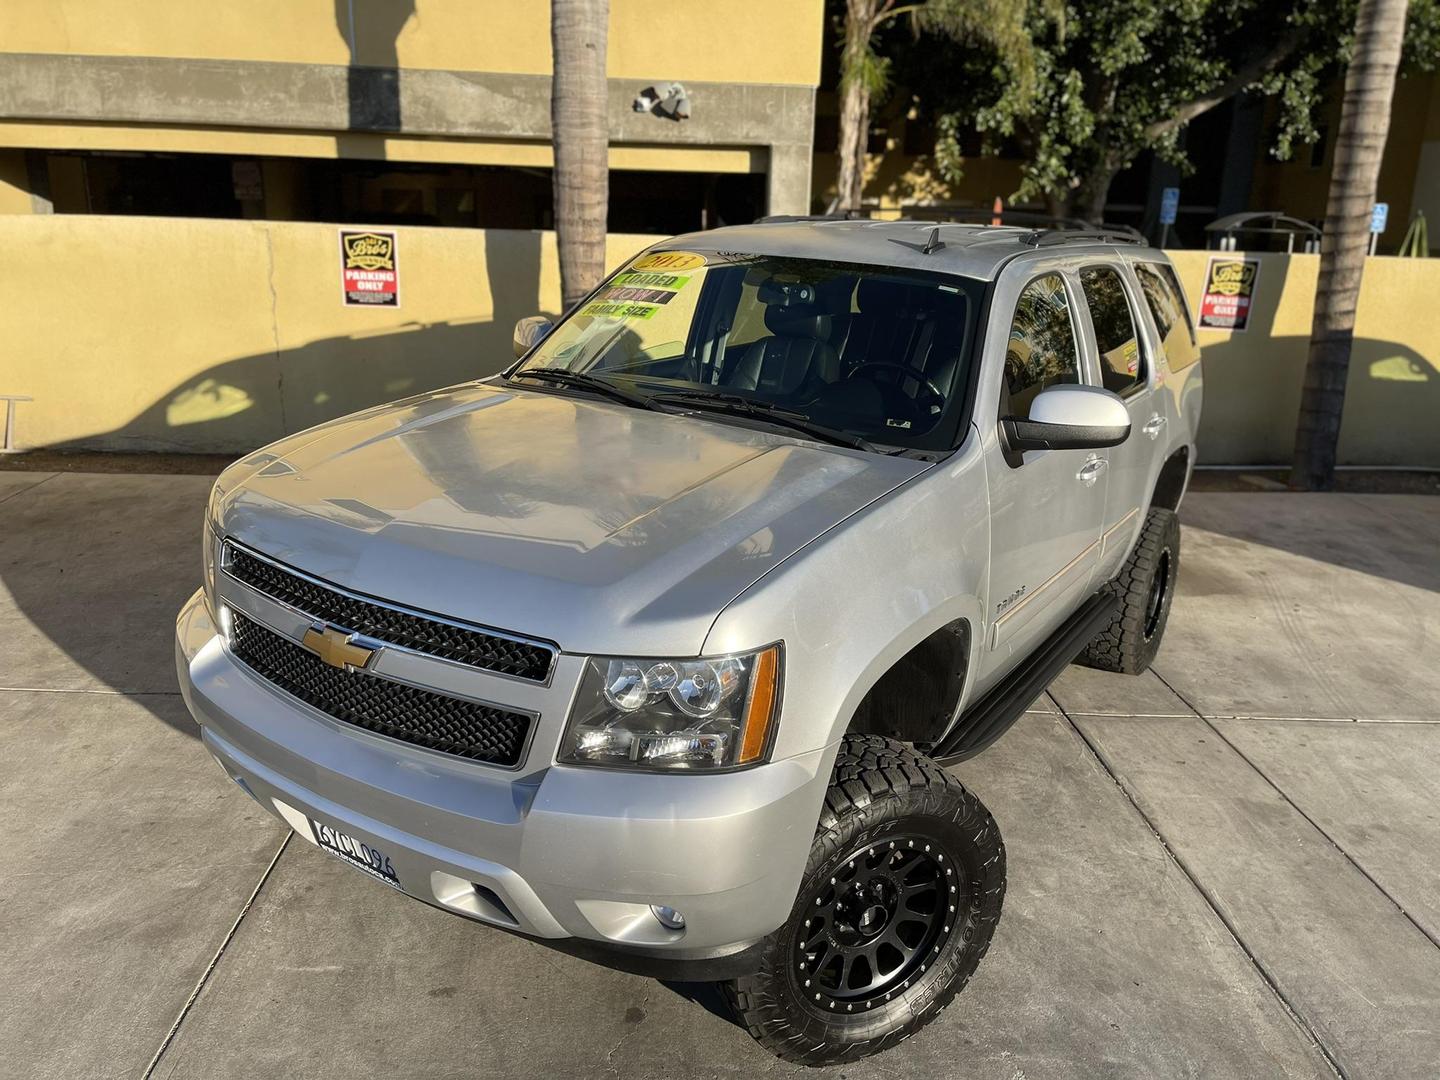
<box><xmin>650</xmin><ymin>905</ymin><xmax>686</xmax><ymax>930</ymax></box>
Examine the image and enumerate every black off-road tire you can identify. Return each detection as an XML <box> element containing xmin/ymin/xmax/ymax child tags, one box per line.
<box><xmin>723</xmin><ymin>735</ymin><xmax>1005</xmax><ymax>1067</ymax></box>
<box><xmin>1080</xmin><ymin>506</ymin><xmax>1180</xmax><ymax>674</ymax></box>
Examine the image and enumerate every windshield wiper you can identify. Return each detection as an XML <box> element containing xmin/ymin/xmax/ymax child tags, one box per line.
<box><xmin>650</xmin><ymin>391</ymin><xmax>878</xmax><ymax>453</ymax></box>
<box><xmin>506</xmin><ymin>368</ymin><xmax>658</xmax><ymax>410</ymax></box>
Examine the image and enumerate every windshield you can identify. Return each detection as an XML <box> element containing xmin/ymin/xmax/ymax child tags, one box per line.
<box><xmin>511</xmin><ymin>250</ymin><xmax>984</xmax><ymax>452</ymax></box>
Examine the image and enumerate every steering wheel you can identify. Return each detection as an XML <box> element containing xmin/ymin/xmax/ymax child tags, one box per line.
<box><xmin>846</xmin><ymin>361</ymin><xmax>945</xmax><ymax>412</ymax></box>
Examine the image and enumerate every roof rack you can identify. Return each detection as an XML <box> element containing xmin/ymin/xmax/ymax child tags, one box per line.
<box><xmin>1021</xmin><ymin>230</ymin><xmax>1143</xmax><ymax>248</ymax></box>
<box><xmin>756</xmin><ymin>211</ymin><xmax>869</xmax><ymax>224</ymax></box>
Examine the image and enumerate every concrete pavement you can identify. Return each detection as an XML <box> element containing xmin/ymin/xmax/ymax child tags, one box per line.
<box><xmin>3</xmin><ymin>475</ymin><xmax>1437</xmax><ymax>1078</ymax></box>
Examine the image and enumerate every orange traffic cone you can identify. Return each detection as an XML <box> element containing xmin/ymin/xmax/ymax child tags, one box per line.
<box><xmin>991</xmin><ymin>197</ymin><xmax>1003</xmax><ymax>227</ymax></box>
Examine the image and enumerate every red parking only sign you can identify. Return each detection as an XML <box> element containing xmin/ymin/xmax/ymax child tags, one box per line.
<box><xmin>1198</xmin><ymin>256</ymin><xmax>1259</xmax><ymax>331</ymax></box>
<box><xmin>339</xmin><ymin>230</ymin><xmax>399</xmax><ymax>307</ymax></box>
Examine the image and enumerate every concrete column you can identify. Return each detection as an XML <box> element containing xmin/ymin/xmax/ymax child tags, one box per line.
<box><xmin>766</xmin><ymin>143</ymin><xmax>813</xmax><ymax>217</ymax></box>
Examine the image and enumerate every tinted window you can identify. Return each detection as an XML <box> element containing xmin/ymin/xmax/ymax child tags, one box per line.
<box><xmin>1080</xmin><ymin>266</ymin><xmax>1145</xmax><ymax>396</ymax></box>
<box><xmin>1003</xmin><ymin>273</ymin><xmax>1080</xmax><ymax>416</ymax></box>
<box><xmin>1136</xmin><ymin>262</ymin><xmax>1201</xmax><ymax>371</ymax></box>
<box><xmin>517</xmin><ymin>253</ymin><xmax>983</xmax><ymax>451</ymax></box>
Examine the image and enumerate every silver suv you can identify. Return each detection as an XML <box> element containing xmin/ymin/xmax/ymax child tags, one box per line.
<box><xmin>176</xmin><ymin>221</ymin><xmax>1201</xmax><ymax>1065</ymax></box>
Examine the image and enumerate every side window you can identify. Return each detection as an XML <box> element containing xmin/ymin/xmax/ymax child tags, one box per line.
<box><xmin>1135</xmin><ymin>262</ymin><xmax>1201</xmax><ymax>371</ymax></box>
<box><xmin>1079</xmin><ymin>266</ymin><xmax>1145</xmax><ymax>396</ymax></box>
<box><xmin>1002</xmin><ymin>273</ymin><xmax>1080</xmax><ymax>417</ymax></box>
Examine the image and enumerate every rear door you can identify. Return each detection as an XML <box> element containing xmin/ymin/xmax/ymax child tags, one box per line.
<box><xmin>981</xmin><ymin>264</ymin><xmax>1107</xmax><ymax>667</ymax></box>
<box><xmin>1074</xmin><ymin>261</ymin><xmax>1159</xmax><ymax>578</ymax></box>
<box><xmin>1133</xmin><ymin>258</ymin><xmax>1204</xmax><ymax>458</ymax></box>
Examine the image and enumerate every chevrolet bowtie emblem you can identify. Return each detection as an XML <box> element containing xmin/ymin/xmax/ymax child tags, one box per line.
<box><xmin>302</xmin><ymin>624</ymin><xmax>375</xmax><ymax>670</ymax></box>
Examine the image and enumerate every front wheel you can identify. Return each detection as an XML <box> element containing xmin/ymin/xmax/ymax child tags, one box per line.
<box><xmin>724</xmin><ymin>735</ymin><xmax>1005</xmax><ymax>1066</ymax></box>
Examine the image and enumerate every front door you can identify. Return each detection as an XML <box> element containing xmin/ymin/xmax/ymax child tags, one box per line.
<box><xmin>1075</xmin><ymin>263</ymin><xmax>1160</xmax><ymax>578</ymax></box>
<box><xmin>983</xmin><ymin>268</ymin><xmax>1108</xmax><ymax>664</ymax></box>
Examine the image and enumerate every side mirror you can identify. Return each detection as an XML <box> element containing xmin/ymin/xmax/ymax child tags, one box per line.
<box><xmin>513</xmin><ymin>315</ymin><xmax>554</xmax><ymax>358</ymax></box>
<box><xmin>1001</xmin><ymin>384</ymin><xmax>1131</xmax><ymax>453</ymax></box>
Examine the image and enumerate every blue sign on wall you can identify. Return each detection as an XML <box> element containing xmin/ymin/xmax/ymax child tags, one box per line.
<box><xmin>1159</xmin><ymin>187</ymin><xmax>1180</xmax><ymax>225</ymax></box>
<box><xmin>1370</xmin><ymin>203</ymin><xmax>1389</xmax><ymax>234</ymax></box>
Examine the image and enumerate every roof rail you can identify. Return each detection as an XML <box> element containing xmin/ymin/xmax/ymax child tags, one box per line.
<box><xmin>756</xmin><ymin>211</ymin><xmax>868</xmax><ymax>224</ymax></box>
<box><xmin>1021</xmin><ymin>230</ymin><xmax>1143</xmax><ymax>248</ymax></box>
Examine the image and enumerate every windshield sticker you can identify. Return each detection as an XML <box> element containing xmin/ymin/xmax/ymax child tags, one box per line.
<box><xmin>632</xmin><ymin>251</ymin><xmax>707</xmax><ymax>273</ymax></box>
<box><xmin>580</xmin><ymin>263</ymin><xmax>697</xmax><ymax>321</ymax></box>
<box><xmin>580</xmin><ymin>301</ymin><xmax>661</xmax><ymax>320</ymax></box>
<box><xmin>599</xmin><ymin>285</ymin><xmax>680</xmax><ymax>305</ymax></box>
<box><xmin>612</xmin><ymin>271</ymin><xmax>692</xmax><ymax>290</ymax></box>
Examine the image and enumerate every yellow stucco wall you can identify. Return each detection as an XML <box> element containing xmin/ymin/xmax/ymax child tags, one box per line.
<box><xmin>1</xmin><ymin>216</ymin><xmax>655</xmax><ymax>452</ymax></box>
<box><xmin>0</xmin><ymin>0</ymin><xmax>823</xmax><ymax>84</ymax></box>
<box><xmin>2</xmin><ymin>218</ymin><xmax>1435</xmax><ymax>464</ymax></box>
<box><xmin>1168</xmin><ymin>250</ymin><xmax>1440</xmax><ymax>465</ymax></box>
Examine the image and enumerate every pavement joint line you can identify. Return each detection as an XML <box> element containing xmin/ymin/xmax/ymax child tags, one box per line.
<box><xmin>0</xmin><ymin>471</ymin><xmax>58</xmax><ymax>507</ymax></box>
<box><xmin>141</xmin><ymin>832</ymin><xmax>292</xmax><ymax>1080</ymax></box>
<box><xmin>1049</xmin><ymin>692</ymin><xmax>1348</xmax><ymax>1080</ymax></box>
<box><xmin>1151</xmin><ymin>668</ymin><xmax>1440</xmax><ymax>954</ymax></box>
<box><xmin>1206</xmin><ymin>713</ymin><xmax>1440</xmax><ymax>725</ymax></box>
<box><xmin>0</xmin><ymin>686</ymin><xmax>184</xmax><ymax>697</ymax></box>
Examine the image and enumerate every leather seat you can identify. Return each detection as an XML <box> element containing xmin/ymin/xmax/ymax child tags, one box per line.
<box><xmin>837</xmin><ymin>279</ymin><xmax>968</xmax><ymax>402</ymax></box>
<box><xmin>727</xmin><ymin>304</ymin><xmax>840</xmax><ymax>400</ymax></box>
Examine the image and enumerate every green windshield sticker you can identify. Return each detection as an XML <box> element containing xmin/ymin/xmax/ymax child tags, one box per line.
<box><xmin>580</xmin><ymin>300</ymin><xmax>661</xmax><ymax>320</ymax></box>
<box><xmin>612</xmin><ymin>271</ymin><xmax>691</xmax><ymax>290</ymax></box>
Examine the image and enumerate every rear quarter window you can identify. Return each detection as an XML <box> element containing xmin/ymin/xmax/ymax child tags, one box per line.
<box><xmin>1135</xmin><ymin>262</ymin><xmax>1201</xmax><ymax>371</ymax></box>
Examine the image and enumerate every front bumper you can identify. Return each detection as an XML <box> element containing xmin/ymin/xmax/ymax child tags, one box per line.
<box><xmin>175</xmin><ymin>589</ymin><xmax>830</xmax><ymax>978</ymax></box>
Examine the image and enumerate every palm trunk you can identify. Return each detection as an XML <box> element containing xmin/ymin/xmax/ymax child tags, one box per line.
<box><xmin>835</xmin><ymin>0</ymin><xmax>880</xmax><ymax>213</ymax></box>
<box><xmin>551</xmin><ymin>0</ymin><xmax>609</xmax><ymax>311</ymax></box>
<box><xmin>1290</xmin><ymin>0</ymin><xmax>1409</xmax><ymax>489</ymax></box>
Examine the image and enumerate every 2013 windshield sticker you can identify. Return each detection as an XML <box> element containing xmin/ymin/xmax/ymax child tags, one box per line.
<box><xmin>632</xmin><ymin>251</ymin><xmax>706</xmax><ymax>272</ymax></box>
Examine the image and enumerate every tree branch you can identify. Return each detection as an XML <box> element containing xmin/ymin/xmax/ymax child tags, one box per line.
<box><xmin>1144</xmin><ymin>30</ymin><xmax>1304</xmax><ymax>140</ymax></box>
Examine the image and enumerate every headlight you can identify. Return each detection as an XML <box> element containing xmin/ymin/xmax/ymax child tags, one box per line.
<box><xmin>559</xmin><ymin>645</ymin><xmax>782</xmax><ymax>771</ymax></box>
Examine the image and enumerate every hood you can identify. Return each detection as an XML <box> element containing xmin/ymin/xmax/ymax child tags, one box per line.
<box><xmin>215</xmin><ymin>383</ymin><xmax>928</xmax><ymax>654</ymax></box>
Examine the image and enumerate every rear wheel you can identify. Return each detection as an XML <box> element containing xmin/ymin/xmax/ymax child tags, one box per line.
<box><xmin>1080</xmin><ymin>506</ymin><xmax>1180</xmax><ymax>674</ymax></box>
<box><xmin>723</xmin><ymin>735</ymin><xmax>1005</xmax><ymax>1066</ymax></box>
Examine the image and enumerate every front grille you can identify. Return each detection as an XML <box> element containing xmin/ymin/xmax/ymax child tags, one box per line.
<box><xmin>229</xmin><ymin>613</ymin><xmax>532</xmax><ymax>767</ymax></box>
<box><xmin>223</xmin><ymin>543</ymin><xmax>554</xmax><ymax>682</ymax></box>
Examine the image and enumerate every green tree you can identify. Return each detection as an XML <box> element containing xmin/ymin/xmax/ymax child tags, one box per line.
<box><xmin>1291</xmin><ymin>0</ymin><xmax>1411</xmax><ymax>489</ymax></box>
<box><xmin>550</xmin><ymin>0</ymin><xmax>609</xmax><ymax>310</ymax></box>
<box><xmin>832</xmin><ymin>0</ymin><xmax>1047</xmax><ymax>212</ymax></box>
<box><xmin>919</xmin><ymin>0</ymin><xmax>1438</xmax><ymax>220</ymax></box>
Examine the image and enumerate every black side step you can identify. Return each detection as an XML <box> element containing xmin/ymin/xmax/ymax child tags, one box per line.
<box><xmin>931</xmin><ymin>591</ymin><xmax>1120</xmax><ymax>765</ymax></box>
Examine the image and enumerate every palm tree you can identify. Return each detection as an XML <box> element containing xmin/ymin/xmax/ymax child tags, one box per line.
<box><xmin>550</xmin><ymin>0</ymin><xmax>610</xmax><ymax>311</ymax></box>
<box><xmin>1291</xmin><ymin>0</ymin><xmax>1410</xmax><ymax>489</ymax></box>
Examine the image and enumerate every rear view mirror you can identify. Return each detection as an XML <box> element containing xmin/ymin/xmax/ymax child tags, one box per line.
<box><xmin>1002</xmin><ymin>384</ymin><xmax>1130</xmax><ymax>453</ymax></box>
<box><xmin>513</xmin><ymin>315</ymin><xmax>554</xmax><ymax>358</ymax></box>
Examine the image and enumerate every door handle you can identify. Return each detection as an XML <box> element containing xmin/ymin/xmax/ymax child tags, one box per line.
<box><xmin>1076</xmin><ymin>455</ymin><xmax>1108</xmax><ymax>486</ymax></box>
<box><xmin>1142</xmin><ymin>414</ymin><xmax>1167</xmax><ymax>440</ymax></box>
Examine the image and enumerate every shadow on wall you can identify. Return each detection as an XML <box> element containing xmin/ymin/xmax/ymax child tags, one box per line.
<box><xmin>1194</xmin><ymin>256</ymin><xmax>1440</xmax><ymax>467</ymax></box>
<box><xmin>88</xmin><ymin>230</ymin><xmax>558</xmax><ymax>455</ymax></box>
<box><xmin>334</xmin><ymin>0</ymin><xmax>416</xmax><ymax>136</ymax></box>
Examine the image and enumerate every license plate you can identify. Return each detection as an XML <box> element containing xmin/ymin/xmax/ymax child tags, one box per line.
<box><xmin>308</xmin><ymin>817</ymin><xmax>401</xmax><ymax>889</ymax></box>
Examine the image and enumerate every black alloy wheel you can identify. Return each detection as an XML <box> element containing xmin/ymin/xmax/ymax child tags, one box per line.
<box><xmin>1143</xmin><ymin>548</ymin><xmax>1172</xmax><ymax>640</ymax></box>
<box><xmin>796</xmin><ymin>838</ymin><xmax>955</xmax><ymax>1013</ymax></box>
<box><xmin>725</xmin><ymin>735</ymin><xmax>1005</xmax><ymax>1066</ymax></box>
